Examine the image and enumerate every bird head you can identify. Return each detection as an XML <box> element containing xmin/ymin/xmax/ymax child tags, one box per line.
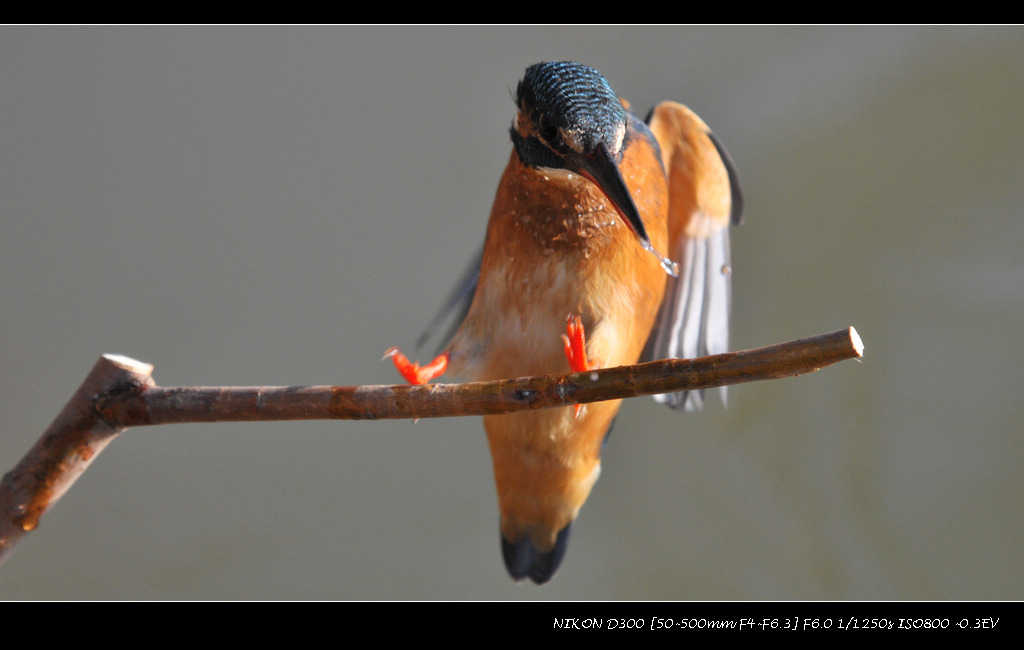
<box><xmin>511</xmin><ymin>61</ymin><xmax>678</xmax><ymax>277</ymax></box>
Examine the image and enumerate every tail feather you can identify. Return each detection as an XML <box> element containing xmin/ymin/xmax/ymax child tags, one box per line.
<box><xmin>501</xmin><ymin>524</ymin><xmax>572</xmax><ymax>584</ymax></box>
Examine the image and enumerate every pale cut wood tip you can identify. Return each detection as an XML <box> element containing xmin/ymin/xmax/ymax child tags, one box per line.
<box><xmin>101</xmin><ymin>354</ymin><xmax>153</xmax><ymax>374</ymax></box>
<box><xmin>848</xmin><ymin>327</ymin><xmax>864</xmax><ymax>357</ymax></box>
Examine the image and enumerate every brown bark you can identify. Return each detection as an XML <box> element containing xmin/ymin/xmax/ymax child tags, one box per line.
<box><xmin>0</xmin><ymin>327</ymin><xmax>862</xmax><ymax>565</ymax></box>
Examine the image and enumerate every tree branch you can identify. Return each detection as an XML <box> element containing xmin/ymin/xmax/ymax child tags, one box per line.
<box><xmin>0</xmin><ymin>326</ymin><xmax>862</xmax><ymax>565</ymax></box>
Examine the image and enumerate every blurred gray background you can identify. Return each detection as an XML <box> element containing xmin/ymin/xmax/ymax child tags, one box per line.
<box><xmin>1</xmin><ymin>26</ymin><xmax>1020</xmax><ymax>599</ymax></box>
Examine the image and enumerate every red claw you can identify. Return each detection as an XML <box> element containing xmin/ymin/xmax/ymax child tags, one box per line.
<box><xmin>561</xmin><ymin>314</ymin><xmax>592</xmax><ymax>418</ymax></box>
<box><xmin>384</xmin><ymin>347</ymin><xmax>449</xmax><ymax>385</ymax></box>
<box><xmin>561</xmin><ymin>313</ymin><xmax>591</xmax><ymax>373</ymax></box>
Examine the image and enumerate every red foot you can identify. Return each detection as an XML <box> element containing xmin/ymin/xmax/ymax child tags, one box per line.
<box><xmin>561</xmin><ymin>314</ymin><xmax>592</xmax><ymax>418</ymax></box>
<box><xmin>384</xmin><ymin>347</ymin><xmax>449</xmax><ymax>385</ymax></box>
<box><xmin>561</xmin><ymin>313</ymin><xmax>591</xmax><ymax>372</ymax></box>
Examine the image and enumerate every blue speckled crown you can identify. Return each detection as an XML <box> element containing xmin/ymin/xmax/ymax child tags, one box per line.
<box><xmin>516</xmin><ymin>61</ymin><xmax>626</xmax><ymax>156</ymax></box>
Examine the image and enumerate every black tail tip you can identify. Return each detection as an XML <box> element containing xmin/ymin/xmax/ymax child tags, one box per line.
<box><xmin>500</xmin><ymin>523</ymin><xmax>572</xmax><ymax>585</ymax></box>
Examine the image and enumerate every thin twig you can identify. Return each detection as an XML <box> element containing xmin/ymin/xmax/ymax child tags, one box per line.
<box><xmin>0</xmin><ymin>326</ymin><xmax>862</xmax><ymax>565</ymax></box>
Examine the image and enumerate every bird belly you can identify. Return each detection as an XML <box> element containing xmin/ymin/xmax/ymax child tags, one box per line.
<box><xmin>467</xmin><ymin>263</ymin><xmax>625</xmax><ymax>550</ymax></box>
<box><xmin>446</xmin><ymin>156</ymin><xmax>668</xmax><ymax>553</ymax></box>
<box><xmin>449</xmin><ymin>246</ymin><xmax>664</xmax><ymax>552</ymax></box>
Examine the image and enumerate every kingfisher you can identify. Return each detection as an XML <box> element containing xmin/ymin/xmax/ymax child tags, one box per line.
<box><xmin>386</xmin><ymin>61</ymin><xmax>743</xmax><ymax>584</ymax></box>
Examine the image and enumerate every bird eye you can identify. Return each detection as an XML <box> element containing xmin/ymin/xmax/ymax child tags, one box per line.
<box><xmin>536</xmin><ymin>113</ymin><xmax>560</xmax><ymax>149</ymax></box>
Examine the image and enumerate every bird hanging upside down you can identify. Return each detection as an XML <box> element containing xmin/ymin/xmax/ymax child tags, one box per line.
<box><xmin>386</xmin><ymin>61</ymin><xmax>743</xmax><ymax>584</ymax></box>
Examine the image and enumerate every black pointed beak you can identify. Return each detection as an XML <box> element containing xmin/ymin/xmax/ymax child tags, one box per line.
<box><xmin>568</xmin><ymin>142</ymin><xmax>651</xmax><ymax>246</ymax></box>
<box><xmin>567</xmin><ymin>142</ymin><xmax>679</xmax><ymax>277</ymax></box>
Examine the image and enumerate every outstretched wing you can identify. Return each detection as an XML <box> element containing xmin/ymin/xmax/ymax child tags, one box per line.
<box><xmin>646</xmin><ymin>102</ymin><xmax>744</xmax><ymax>411</ymax></box>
